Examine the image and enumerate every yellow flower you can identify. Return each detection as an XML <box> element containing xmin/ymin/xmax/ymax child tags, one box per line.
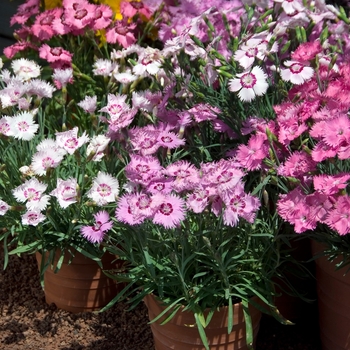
<box><xmin>43</xmin><ymin>0</ymin><xmax>62</xmax><ymax>9</ymax></box>
<box><xmin>95</xmin><ymin>29</ymin><xmax>107</xmax><ymax>47</ymax></box>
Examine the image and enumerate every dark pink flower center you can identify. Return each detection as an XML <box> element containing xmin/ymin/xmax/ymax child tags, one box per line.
<box><xmin>109</xmin><ymin>104</ymin><xmax>123</xmax><ymax>114</ymax></box>
<box><xmin>51</xmin><ymin>47</ymin><xmax>63</xmax><ymax>56</ymax></box>
<box><xmin>153</xmin><ymin>183</ymin><xmax>165</xmax><ymax>191</ymax></box>
<box><xmin>159</xmin><ymin>203</ymin><xmax>173</xmax><ymax>215</ymax></box>
<box><xmin>115</xmin><ymin>26</ymin><xmax>128</xmax><ymax>35</ymax></box>
<box><xmin>97</xmin><ymin>183</ymin><xmax>111</xmax><ymax>197</ymax></box>
<box><xmin>17</xmin><ymin>121</ymin><xmax>29</xmax><ymax>131</ymax></box>
<box><xmin>240</xmin><ymin>73</ymin><xmax>257</xmax><ymax>89</ymax></box>
<box><xmin>161</xmin><ymin>136</ymin><xmax>173</xmax><ymax>143</ymax></box>
<box><xmin>130</xmin><ymin>1</ymin><xmax>144</xmax><ymax>9</ymax></box>
<box><xmin>65</xmin><ymin>138</ymin><xmax>78</xmax><ymax>149</ymax></box>
<box><xmin>174</xmin><ymin>169</ymin><xmax>190</xmax><ymax>178</ymax></box>
<box><xmin>246</xmin><ymin>47</ymin><xmax>258</xmax><ymax>58</ymax></box>
<box><xmin>75</xmin><ymin>9</ymin><xmax>88</xmax><ymax>20</ymax></box>
<box><xmin>42</xmin><ymin>157</ymin><xmax>54</xmax><ymax>169</ymax></box>
<box><xmin>137</xmin><ymin>195</ymin><xmax>151</xmax><ymax>209</ymax></box>
<box><xmin>136</xmin><ymin>164</ymin><xmax>150</xmax><ymax>173</ymax></box>
<box><xmin>290</xmin><ymin>63</ymin><xmax>304</xmax><ymax>74</ymax></box>
<box><xmin>217</xmin><ymin>170</ymin><xmax>233</xmax><ymax>184</ymax></box>
<box><xmin>24</xmin><ymin>188</ymin><xmax>40</xmax><ymax>201</ymax></box>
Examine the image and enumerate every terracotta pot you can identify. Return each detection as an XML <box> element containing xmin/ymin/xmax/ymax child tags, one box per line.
<box><xmin>36</xmin><ymin>250</ymin><xmax>125</xmax><ymax>313</ymax></box>
<box><xmin>311</xmin><ymin>240</ymin><xmax>350</xmax><ymax>350</ymax></box>
<box><xmin>144</xmin><ymin>294</ymin><xmax>261</xmax><ymax>350</ymax></box>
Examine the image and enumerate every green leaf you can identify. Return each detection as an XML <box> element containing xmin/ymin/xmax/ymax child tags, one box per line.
<box><xmin>242</xmin><ymin>299</ymin><xmax>254</xmax><ymax>350</ymax></box>
<box><xmin>194</xmin><ymin>312</ymin><xmax>209</xmax><ymax>350</ymax></box>
<box><xmin>149</xmin><ymin>296</ymin><xmax>185</xmax><ymax>324</ymax></box>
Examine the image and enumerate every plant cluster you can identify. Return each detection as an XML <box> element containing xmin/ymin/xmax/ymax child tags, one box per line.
<box><xmin>1</xmin><ymin>0</ymin><xmax>350</xmax><ymax>348</ymax></box>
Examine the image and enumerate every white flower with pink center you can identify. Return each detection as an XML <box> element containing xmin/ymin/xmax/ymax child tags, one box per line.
<box><xmin>13</xmin><ymin>178</ymin><xmax>50</xmax><ymax>211</ymax></box>
<box><xmin>0</xmin><ymin>200</ymin><xmax>10</xmax><ymax>215</ymax></box>
<box><xmin>31</xmin><ymin>149</ymin><xmax>64</xmax><ymax>176</ymax></box>
<box><xmin>113</xmin><ymin>71</ymin><xmax>137</xmax><ymax>84</ymax></box>
<box><xmin>133</xmin><ymin>47</ymin><xmax>163</xmax><ymax>76</ymax></box>
<box><xmin>234</xmin><ymin>38</ymin><xmax>266</xmax><ymax>69</ymax></box>
<box><xmin>228</xmin><ymin>66</ymin><xmax>269</xmax><ymax>102</ymax></box>
<box><xmin>92</xmin><ymin>59</ymin><xmax>116</xmax><ymax>77</ymax></box>
<box><xmin>9</xmin><ymin>111</ymin><xmax>39</xmax><ymax>140</ymax></box>
<box><xmin>55</xmin><ymin>127</ymin><xmax>89</xmax><ymax>155</ymax></box>
<box><xmin>78</xmin><ymin>95</ymin><xmax>97</xmax><ymax>114</ymax></box>
<box><xmin>21</xmin><ymin>210</ymin><xmax>46</xmax><ymax>226</ymax></box>
<box><xmin>11</xmin><ymin>58</ymin><xmax>41</xmax><ymax>81</ymax></box>
<box><xmin>280</xmin><ymin>60</ymin><xmax>314</xmax><ymax>85</ymax></box>
<box><xmin>0</xmin><ymin>116</ymin><xmax>12</xmax><ymax>136</ymax></box>
<box><xmin>87</xmin><ymin>172</ymin><xmax>119</xmax><ymax>205</ymax></box>
<box><xmin>50</xmin><ymin>178</ymin><xmax>78</xmax><ymax>208</ymax></box>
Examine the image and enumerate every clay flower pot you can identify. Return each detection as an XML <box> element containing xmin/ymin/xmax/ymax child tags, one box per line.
<box><xmin>36</xmin><ymin>250</ymin><xmax>125</xmax><ymax>313</ymax></box>
<box><xmin>144</xmin><ymin>294</ymin><xmax>262</xmax><ymax>350</ymax></box>
<box><xmin>311</xmin><ymin>240</ymin><xmax>350</xmax><ymax>350</ymax></box>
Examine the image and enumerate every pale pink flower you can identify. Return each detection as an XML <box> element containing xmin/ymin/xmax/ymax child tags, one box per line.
<box><xmin>273</xmin><ymin>0</ymin><xmax>305</xmax><ymax>14</ymax></box>
<box><xmin>114</xmin><ymin>71</ymin><xmax>137</xmax><ymax>85</ymax></box>
<box><xmin>186</xmin><ymin>187</ymin><xmax>210</xmax><ymax>213</ymax></box>
<box><xmin>125</xmin><ymin>155</ymin><xmax>163</xmax><ymax>186</ymax></box>
<box><xmin>50</xmin><ymin>178</ymin><xmax>78</xmax><ymax>209</ymax></box>
<box><xmin>326</xmin><ymin>196</ymin><xmax>350</xmax><ymax>235</ymax></box>
<box><xmin>164</xmin><ymin>161</ymin><xmax>200</xmax><ymax>192</ymax></box>
<box><xmin>146</xmin><ymin>178</ymin><xmax>174</xmax><ymax>195</ymax></box>
<box><xmin>228</xmin><ymin>66</ymin><xmax>268</xmax><ymax>102</ymax></box>
<box><xmin>152</xmin><ymin>194</ymin><xmax>186</xmax><ymax>229</ymax></box>
<box><xmin>80</xmin><ymin>211</ymin><xmax>113</xmax><ymax>244</ymax></box>
<box><xmin>11</xmin><ymin>58</ymin><xmax>41</xmax><ymax>81</ymax></box>
<box><xmin>233</xmin><ymin>38</ymin><xmax>266</xmax><ymax>69</ymax></box>
<box><xmin>131</xmin><ymin>91</ymin><xmax>152</xmax><ymax>112</ymax></box>
<box><xmin>156</xmin><ymin>131</ymin><xmax>185</xmax><ymax>149</ymax></box>
<box><xmin>64</xmin><ymin>1</ymin><xmax>95</xmax><ymax>30</ymax></box>
<box><xmin>52</xmin><ymin>68</ymin><xmax>73</xmax><ymax>89</ymax></box>
<box><xmin>92</xmin><ymin>59</ymin><xmax>116</xmax><ymax>77</ymax></box>
<box><xmin>188</xmin><ymin>104</ymin><xmax>221</xmax><ymax>123</ymax></box>
<box><xmin>0</xmin><ymin>117</ymin><xmax>12</xmax><ymax>136</ymax></box>
<box><xmin>0</xmin><ymin>200</ymin><xmax>10</xmax><ymax>215</ymax></box>
<box><xmin>78</xmin><ymin>95</ymin><xmax>97</xmax><ymax>114</ymax></box>
<box><xmin>133</xmin><ymin>47</ymin><xmax>163</xmax><ymax>76</ymax></box>
<box><xmin>55</xmin><ymin>127</ymin><xmax>89</xmax><ymax>155</ymax></box>
<box><xmin>280</xmin><ymin>61</ymin><xmax>314</xmax><ymax>85</ymax></box>
<box><xmin>99</xmin><ymin>93</ymin><xmax>129</xmax><ymax>118</ymax></box>
<box><xmin>133</xmin><ymin>192</ymin><xmax>164</xmax><ymax>218</ymax></box>
<box><xmin>9</xmin><ymin>112</ymin><xmax>39</xmax><ymax>141</ymax></box>
<box><xmin>87</xmin><ymin>172</ymin><xmax>119</xmax><ymax>206</ymax></box>
<box><xmin>86</xmin><ymin>134</ymin><xmax>110</xmax><ymax>161</ymax></box>
<box><xmin>13</xmin><ymin>178</ymin><xmax>50</xmax><ymax>211</ymax></box>
<box><xmin>129</xmin><ymin>129</ymin><xmax>160</xmax><ymax>156</ymax></box>
<box><xmin>115</xmin><ymin>194</ymin><xmax>145</xmax><ymax>225</ymax></box>
<box><xmin>25</xmin><ymin>79</ymin><xmax>56</xmax><ymax>98</ymax></box>
<box><xmin>236</xmin><ymin>134</ymin><xmax>268</xmax><ymax>170</ymax></box>
<box><xmin>221</xmin><ymin>182</ymin><xmax>260</xmax><ymax>226</ymax></box>
<box><xmin>22</xmin><ymin>210</ymin><xmax>46</xmax><ymax>226</ymax></box>
<box><xmin>31</xmin><ymin>149</ymin><xmax>64</xmax><ymax>176</ymax></box>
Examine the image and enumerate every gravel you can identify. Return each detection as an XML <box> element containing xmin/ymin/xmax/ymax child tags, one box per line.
<box><xmin>0</xmin><ymin>250</ymin><xmax>322</xmax><ymax>350</ymax></box>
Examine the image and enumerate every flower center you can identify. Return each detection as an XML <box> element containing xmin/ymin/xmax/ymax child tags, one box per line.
<box><xmin>42</xmin><ymin>157</ymin><xmax>54</xmax><ymax>169</ymax></box>
<box><xmin>40</xmin><ymin>14</ymin><xmax>54</xmax><ymax>25</ymax></box>
<box><xmin>137</xmin><ymin>195</ymin><xmax>151</xmax><ymax>209</ymax></box>
<box><xmin>159</xmin><ymin>203</ymin><xmax>173</xmax><ymax>215</ymax></box>
<box><xmin>97</xmin><ymin>183</ymin><xmax>111</xmax><ymax>197</ymax></box>
<box><xmin>290</xmin><ymin>63</ymin><xmax>304</xmax><ymax>74</ymax></box>
<box><xmin>65</xmin><ymin>138</ymin><xmax>78</xmax><ymax>149</ymax></box>
<box><xmin>109</xmin><ymin>104</ymin><xmax>123</xmax><ymax>115</ymax></box>
<box><xmin>17</xmin><ymin>121</ymin><xmax>29</xmax><ymax>132</ymax></box>
<box><xmin>51</xmin><ymin>47</ymin><xmax>63</xmax><ymax>56</ymax></box>
<box><xmin>240</xmin><ymin>73</ymin><xmax>257</xmax><ymax>89</ymax></box>
<box><xmin>174</xmin><ymin>169</ymin><xmax>189</xmax><ymax>178</ymax></box>
<box><xmin>136</xmin><ymin>164</ymin><xmax>150</xmax><ymax>173</ymax></box>
<box><xmin>246</xmin><ymin>47</ymin><xmax>258</xmax><ymax>58</ymax></box>
<box><xmin>161</xmin><ymin>136</ymin><xmax>173</xmax><ymax>143</ymax></box>
<box><xmin>217</xmin><ymin>170</ymin><xmax>233</xmax><ymax>184</ymax></box>
<box><xmin>24</xmin><ymin>188</ymin><xmax>40</xmax><ymax>201</ymax></box>
<box><xmin>75</xmin><ymin>9</ymin><xmax>88</xmax><ymax>20</ymax></box>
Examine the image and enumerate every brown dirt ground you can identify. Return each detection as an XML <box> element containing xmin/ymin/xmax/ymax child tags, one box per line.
<box><xmin>0</xmin><ymin>250</ymin><xmax>322</xmax><ymax>350</ymax></box>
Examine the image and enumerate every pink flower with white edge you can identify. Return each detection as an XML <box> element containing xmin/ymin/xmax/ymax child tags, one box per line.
<box><xmin>31</xmin><ymin>149</ymin><xmax>64</xmax><ymax>176</ymax></box>
<box><xmin>9</xmin><ymin>111</ymin><xmax>39</xmax><ymax>141</ymax></box>
<box><xmin>50</xmin><ymin>178</ymin><xmax>78</xmax><ymax>209</ymax></box>
<box><xmin>80</xmin><ymin>210</ymin><xmax>113</xmax><ymax>244</ymax></box>
<box><xmin>280</xmin><ymin>60</ymin><xmax>314</xmax><ymax>85</ymax></box>
<box><xmin>78</xmin><ymin>95</ymin><xmax>97</xmax><ymax>114</ymax></box>
<box><xmin>13</xmin><ymin>178</ymin><xmax>50</xmax><ymax>211</ymax></box>
<box><xmin>152</xmin><ymin>194</ymin><xmax>186</xmax><ymax>229</ymax></box>
<box><xmin>87</xmin><ymin>172</ymin><xmax>119</xmax><ymax>206</ymax></box>
<box><xmin>0</xmin><ymin>200</ymin><xmax>10</xmax><ymax>215</ymax></box>
<box><xmin>55</xmin><ymin>127</ymin><xmax>89</xmax><ymax>155</ymax></box>
<box><xmin>11</xmin><ymin>58</ymin><xmax>41</xmax><ymax>81</ymax></box>
<box><xmin>22</xmin><ymin>210</ymin><xmax>46</xmax><ymax>226</ymax></box>
<box><xmin>228</xmin><ymin>66</ymin><xmax>268</xmax><ymax>102</ymax></box>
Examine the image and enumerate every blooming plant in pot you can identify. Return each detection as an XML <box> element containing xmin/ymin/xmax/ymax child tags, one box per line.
<box><xmin>0</xmin><ymin>0</ymin><xmax>164</xmax><ymax>310</ymax></box>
